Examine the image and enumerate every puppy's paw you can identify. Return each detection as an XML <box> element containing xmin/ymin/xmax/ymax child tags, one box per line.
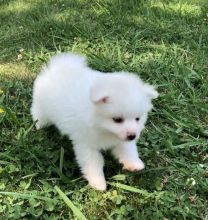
<box><xmin>35</xmin><ymin>120</ymin><xmax>45</xmax><ymax>130</ymax></box>
<box><xmin>123</xmin><ymin>159</ymin><xmax>145</xmax><ymax>172</ymax></box>
<box><xmin>35</xmin><ymin>122</ymin><xmax>42</xmax><ymax>130</ymax></box>
<box><xmin>89</xmin><ymin>177</ymin><xmax>107</xmax><ymax>191</ymax></box>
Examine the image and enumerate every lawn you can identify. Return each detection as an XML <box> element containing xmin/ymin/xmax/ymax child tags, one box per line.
<box><xmin>0</xmin><ymin>0</ymin><xmax>208</xmax><ymax>219</ymax></box>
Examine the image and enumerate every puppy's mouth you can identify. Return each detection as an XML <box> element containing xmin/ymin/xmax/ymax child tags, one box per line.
<box><xmin>124</xmin><ymin>132</ymin><xmax>137</xmax><ymax>141</ymax></box>
<box><xmin>126</xmin><ymin>134</ymin><xmax>136</xmax><ymax>141</ymax></box>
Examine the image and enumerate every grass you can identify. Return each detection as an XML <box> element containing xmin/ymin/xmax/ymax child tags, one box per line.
<box><xmin>0</xmin><ymin>0</ymin><xmax>208</xmax><ymax>219</ymax></box>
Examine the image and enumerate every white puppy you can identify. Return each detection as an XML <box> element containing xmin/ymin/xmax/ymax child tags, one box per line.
<box><xmin>31</xmin><ymin>53</ymin><xmax>158</xmax><ymax>191</ymax></box>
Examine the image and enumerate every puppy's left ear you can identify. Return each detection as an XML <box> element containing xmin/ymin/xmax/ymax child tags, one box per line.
<box><xmin>90</xmin><ymin>84</ymin><xmax>109</xmax><ymax>104</ymax></box>
<box><xmin>144</xmin><ymin>84</ymin><xmax>159</xmax><ymax>99</ymax></box>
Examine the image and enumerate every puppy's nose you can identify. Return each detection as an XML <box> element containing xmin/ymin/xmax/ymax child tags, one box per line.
<box><xmin>126</xmin><ymin>134</ymin><xmax>136</xmax><ymax>141</ymax></box>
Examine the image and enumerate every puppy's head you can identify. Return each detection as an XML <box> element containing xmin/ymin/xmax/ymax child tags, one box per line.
<box><xmin>90</xmin><ymin>72</ymin><xmax>158</xmax><ymax>142</ymax></box>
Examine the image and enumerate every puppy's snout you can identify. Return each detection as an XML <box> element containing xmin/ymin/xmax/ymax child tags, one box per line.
<box><xmin>126</xmin><ymin>132</ymin><xmax>136</xmax><ymax>141</ymax></box>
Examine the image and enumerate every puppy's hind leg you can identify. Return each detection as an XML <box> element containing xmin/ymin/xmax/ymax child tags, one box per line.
<box><xmin>34</xmin><ymin>116</ymin><xmax>50</xmax><ymax>130</ymax></box>
<box><xmin>31</xmin><ymin>106</ymin><xmax>50</xmax><ymax>130</ymax></box>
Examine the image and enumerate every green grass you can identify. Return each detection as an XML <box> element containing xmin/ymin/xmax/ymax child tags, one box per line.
<box><xmin>0</xmin><ymin>0</ymin><xmax>208</xmax><ymax>219</ymax></box>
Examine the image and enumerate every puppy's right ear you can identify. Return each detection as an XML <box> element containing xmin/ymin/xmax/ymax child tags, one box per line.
<box><xmin>90</xmin><ymin>84</ymin><xmax>109</xmax><ymax>104</ymax></box>
<box><xmin>143</xmin><ymin>84</ymin><xmax>159</xmax><ymax>100</ymax></box>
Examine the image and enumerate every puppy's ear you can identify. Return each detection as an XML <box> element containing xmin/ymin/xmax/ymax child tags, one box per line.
<box><xmin>93</xmin><ymin>96</ymin><xmax>109</xmax><ymax>104</ymax></box>
<box><xmin>90</xmin><ymin>84</ymin><xmax>109</xmax><ymax>104</ymax></box>
<box><xmin>144</xmin><ymin>84</ymin><xmax>159</xmax><ymax>99</ymax></box>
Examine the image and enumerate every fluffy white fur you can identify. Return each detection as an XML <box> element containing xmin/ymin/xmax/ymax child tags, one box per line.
<box><xmin>31</xmin><ymin>53</ymin><xmax>158</xmax><ymax>191</ymax></box>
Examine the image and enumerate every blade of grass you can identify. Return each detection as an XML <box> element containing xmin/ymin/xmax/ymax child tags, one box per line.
<box><xmin>22</xmin><ymin>121</ymin><xmax>36</xmax><ymax>139</ymax></box>
<box><xmin>54</xmin><ymin>185</ymin><xmax>87</xmax><ymax>220</ymax></box>
<box><xmin>59</xmin><ymin>147</ymin><xmax>64</xmax><ymax>173</ymax></box>
<box><xmin>52</xmin><ymin>165</ymin><xmax>72</xmax><ymax>184</ymax></box>
<box><xmin>111</xmin><ymin>174</ymin><xmax>126</xmax><ymax>181</ymax></box>
<box><xmin>108</xmin><ymin>182</ymin><xmax>153</xmax><ymax>197</ymax></box>
<box><xmin>1</xmin><ymin>103</ymin><xmax>19</xmax><ymax>125</ymax></box>
<box><xmin>0</xmin><ymin>191</ymin><xmax>56</xmax><ymax>202</ymax></box>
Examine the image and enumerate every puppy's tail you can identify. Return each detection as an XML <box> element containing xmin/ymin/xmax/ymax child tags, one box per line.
<box><xmin>44</xmin><ymin>53</ymin><xmax>88</xmax><ymax>75</ymax></box>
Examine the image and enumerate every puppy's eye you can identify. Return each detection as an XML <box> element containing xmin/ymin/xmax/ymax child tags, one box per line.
<box><xmin>113</xmin><ymin>117</ymin><xmax>124</xmax><ymax>123</ymax></box>
<box><xmin>135</xmin><ymin>117</ymin><xmax>140</xmax><ymax>121</ymax></box>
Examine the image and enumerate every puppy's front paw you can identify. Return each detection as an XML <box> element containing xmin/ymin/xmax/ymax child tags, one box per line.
<box><xmin>123</xmin><ymin>159</ymin><xmax>145</xmax><ymax>172</ymax></box>
<box><xmin>88</xmin><ymin>177</ymin><xmax>107</xmax><ymax>191</ymax></box>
